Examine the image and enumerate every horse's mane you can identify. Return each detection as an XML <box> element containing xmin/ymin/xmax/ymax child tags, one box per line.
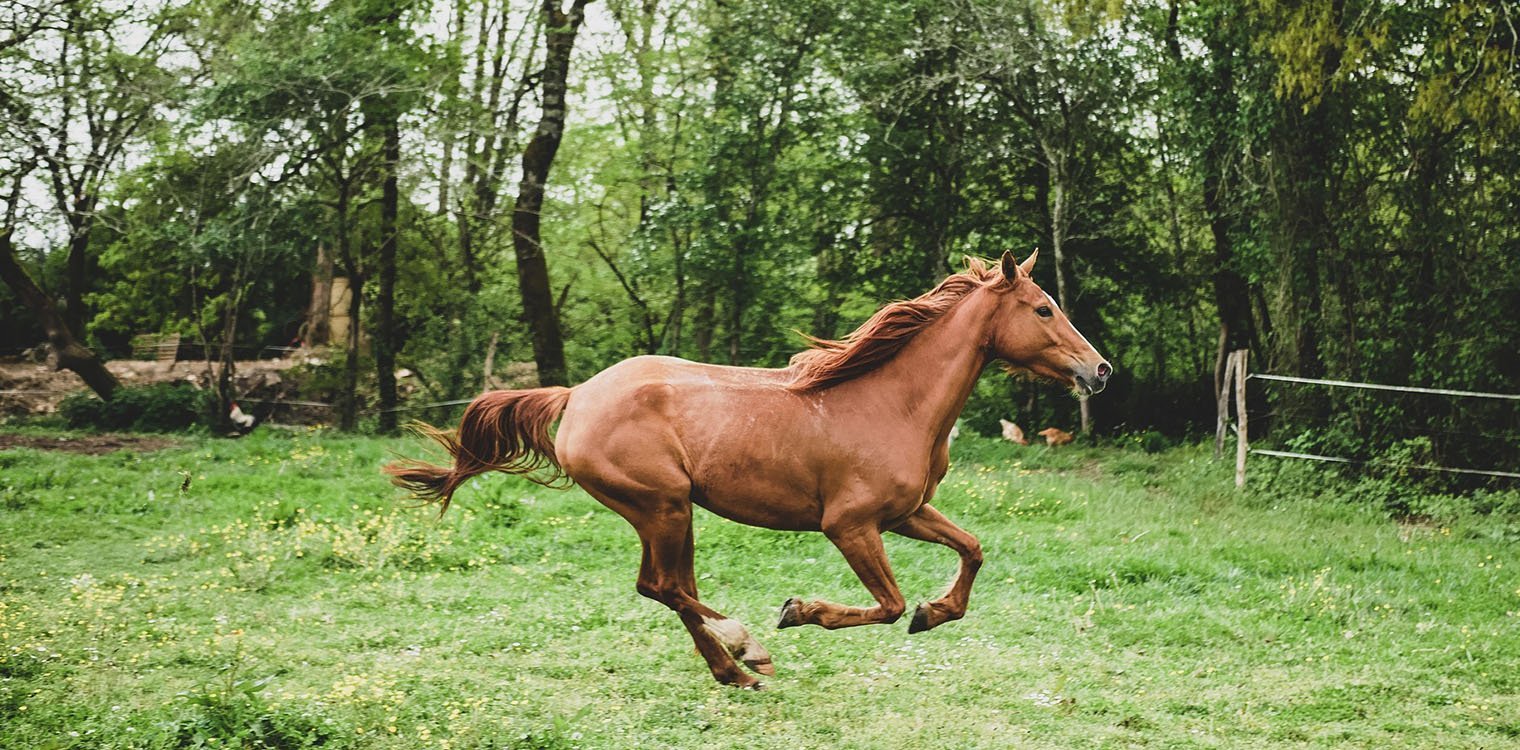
<box><xmin>787</xmin><ymin>258</ymin><xmax>1000</xmax><ymax>391</ymax></box>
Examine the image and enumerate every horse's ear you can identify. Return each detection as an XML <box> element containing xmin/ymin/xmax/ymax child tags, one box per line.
<box><xmin>999</xmin><ymin>250</ymin><xmax>1023</xmax><ymax>287</ymax></box>
<box><xmin>1019</xmin><ymin>248</ymin><xmax>1039</xmax><ymax>275</ymax></box>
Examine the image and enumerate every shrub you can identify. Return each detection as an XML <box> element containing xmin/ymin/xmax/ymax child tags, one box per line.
<box><xmin>962</xmin><ymin>374</ymin><xmax>1019</xmax><ymax>437</ymax></box>
<box><xmin>59</xmin><ymin>383</ymin><xmax>209</xmax><ymax>432</ymax></box>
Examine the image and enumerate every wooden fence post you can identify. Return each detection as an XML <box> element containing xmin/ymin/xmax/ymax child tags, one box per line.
<box><xmin>1215</xmin><ymin>351</ymin><xmax>1237</xmax><ymax>459</ymax></box>
<box><xmin>1235</xmin><ymin>349</ymin><xmax>1249</xmax><ymax>489</ymax></box>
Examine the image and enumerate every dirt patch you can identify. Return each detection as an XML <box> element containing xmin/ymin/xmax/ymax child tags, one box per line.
<box><xmin>1</xmin><ymin>352</ymin><xmax>533</xmax><ymax>425</ymax></box>
<box><xmin>0</xmin><ymin>356</ymin><xmax>311</xmax><ymax>418</ymax></box>
<box><xmin>0</xmin><ymin>432</ymin><xmax>179</xmax><ymax>455</ymax></box>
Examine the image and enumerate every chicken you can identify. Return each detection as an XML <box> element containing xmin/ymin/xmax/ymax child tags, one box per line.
<box><xmin>1038</xmin><ymin>427</ymin><xmax>1074</xmax><ymax>446</ymax></box>
<box><xmin>998</xmin><ymin>419</ymin><xmax>1030</xmax><ymax>445</ymax></box>
<box><xmin>229</xmin><ymin>401</ymin><xmax>256</xmax><ymax>432</ymax></box>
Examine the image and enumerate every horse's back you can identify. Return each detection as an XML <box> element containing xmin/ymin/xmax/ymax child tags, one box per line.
<box><xmin>554</xmin><ymin>356</ymin><xmax>832</xmax><ymax>528</ymax></box>
<box><xmin>557</xmin><ymin>356</ymin><xmax>776</xmax><ymax>455</ymax></box>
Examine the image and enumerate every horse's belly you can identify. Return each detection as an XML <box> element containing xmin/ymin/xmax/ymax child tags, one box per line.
<box><xmin>692</xmin><ymin>488</ymin><xmax>823</xmax><ymax>532</ymax></box>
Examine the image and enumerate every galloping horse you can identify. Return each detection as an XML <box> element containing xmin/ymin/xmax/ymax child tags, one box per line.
<box><xmin>387</xmin><ymin>251</ymin><xmax>1110</xmax><ymax>688</ymax></box>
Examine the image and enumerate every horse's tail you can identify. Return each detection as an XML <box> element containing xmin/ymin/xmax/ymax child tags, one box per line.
<box><xmin>384</xmin><ymin>386</ymin><xmax>574</xmax><ymax>512</ymax></box>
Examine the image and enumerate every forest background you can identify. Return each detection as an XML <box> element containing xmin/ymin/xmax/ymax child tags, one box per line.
<box><xmin>2</xmin><ymin>0</ymin><xmax>1518</xmax><ymax>473</ymax></box>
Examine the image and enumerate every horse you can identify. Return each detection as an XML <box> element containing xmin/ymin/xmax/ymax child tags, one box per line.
<box><xmin>386</xmin><ymin>250</ymin><xmax>1110</xmax><ymax>689</ymax></box>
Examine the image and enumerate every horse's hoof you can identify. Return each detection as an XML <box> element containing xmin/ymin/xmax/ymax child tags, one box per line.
<box><xmin>718</xmin><ymin>671</ymin><xmax>764</xmax><ymax>690</ymax></box>
<box><xmin>745</xmin><ymin>656</ymin><xmax>776</xmax><ymax>676</ymax></box>
<box><xmin>777</xmin><ymin>597</ymin><xmax>805</xmax><ymax>629</ymax></box>
<box><xmin>908</xmin><ymin>603</ymin><xmax>933</xmax><ymax>634</ymax></box>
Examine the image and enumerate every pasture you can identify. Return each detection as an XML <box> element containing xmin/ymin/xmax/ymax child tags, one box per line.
<box><xmin>1</xmin><ymin>428</ymin><xmax>1517</xmax><ymax>749</ymax></box>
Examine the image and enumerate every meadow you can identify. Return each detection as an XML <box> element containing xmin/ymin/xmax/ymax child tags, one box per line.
<box><xmin>1</xmin><ymin>427</ymin><xmax>1517</xmax><ymax>749</ymax></box>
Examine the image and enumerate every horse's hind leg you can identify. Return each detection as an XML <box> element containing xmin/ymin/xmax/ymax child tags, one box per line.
<box><xmin>777</xmin><ymin>524</ymin><xmax>907</xmax><ymax>630</ymax></box>
<box><xmin>888</xmin><ymin>504</ymin><xmax>983</xmax><ymax>633</ymax></box>
<box><xmin>584</xmin><ymin>485</ymin><xmax>773</xmax><ymax>688</ymax></box>
<box><xmin>637</xmin><ymin>515</ymin><xmax>775</xmax><ymax>687</ymax></box>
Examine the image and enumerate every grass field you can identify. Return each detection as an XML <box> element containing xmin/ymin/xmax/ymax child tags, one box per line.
<box><xmin>1</xmin><ymin>427</ymin><xmax>1518</xmax><ymax>749</ymax></box>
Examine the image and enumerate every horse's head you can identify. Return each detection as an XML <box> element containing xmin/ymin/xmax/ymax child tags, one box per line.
<box><xmin>985</xmin><ymin>250</ymin><xmax>1112</xmax><ymax>396</ymax></box>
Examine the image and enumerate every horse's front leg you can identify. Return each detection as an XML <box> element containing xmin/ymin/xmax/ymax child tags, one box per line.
<box><xmin>777</xmin><ymin>523</ymin><xmax>907</xmax><ymax>630</ymax></box>
<box><xmin>888</xmin><ymin>504</ymin><xmax>982</xmax><ymax>633</ymax></box>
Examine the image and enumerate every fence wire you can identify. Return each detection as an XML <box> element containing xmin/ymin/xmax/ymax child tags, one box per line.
<box><xmin>1245</xmin><ymin>372</ymin><xmax>1520</xmax><ymax>482</ymax></box>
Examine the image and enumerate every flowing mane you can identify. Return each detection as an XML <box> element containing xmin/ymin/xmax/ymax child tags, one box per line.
<box><xmin>787</xmin><ymin>258</ymin><xmax>1000</xmax><ymax>391</ymax></box>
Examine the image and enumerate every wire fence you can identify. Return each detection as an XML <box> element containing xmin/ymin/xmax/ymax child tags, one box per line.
<box><xmin>1236</xmin><ymin>366</ymin><xmax>1520</xmax><ymax>485</ymax></box>
<box><xmin>1247</xmin><ymin>373</ymin><xmax>1520</xmax><ymax>402</ymax></box>
<box><xmin>238</xmin><ymin>396</ymin><xmax>477</xmax><ymax>416</ymax></box>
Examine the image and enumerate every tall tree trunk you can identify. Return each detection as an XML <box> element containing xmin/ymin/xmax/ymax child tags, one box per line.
<box><xmin>1184</xmin><ymin>19</ymin><xmax>1256</xmax><ymax>402</ymax></box>
<box><xmin>693</xmin><ymin>287</ymin><xmax>716</xmax><ymax>362</ymax></box>
<box><xmin>436</xmin><ymin>0</ymin><xmax>469</xmax><ymax>219</ymax></box>
<box><xmin>211</xmin><ymin>283</ymin><xmax>244</xmax><ymax>433</ymax></box>
<box><xmin>375</xmin><ymin>110</ymin><xmax>401</xmax><ymax>433</ymax></box>
<box><xmin>341</xmin><ymin>273</ymin><xmax>363</xmax><ymax>431</ymax></box>
<box><xmin>667</xmin><ymin>222</ymin><xmax>686</xmax><ymax>353</ymax></box>
<box><xmin>64</xmin><ymin>212</ymin><xmax>91</xmax><ymax>339</ymax></box>
<box><xmin>727</xmin><ymin>241</ymin><xmax>745</xmax><ymax>365</ymax></box>
<box><xmin>1273</xmin><ymin>0</ymin><xmax>1345</xmax><ymax>427</ymax></box>
<box><xmin>334</xmin><ymin>184</ymin><xmax>362</xmax><ymax>431</ymax></box>
<box><xmin>1043</xmin><ymin>145</ymin><xmax>1088</xmax><ymax>433</ymax></box>
<box><xmin>0</xmin><ymin>230</ymin><xmax>121</xmax><ymax>399</ymax></box>
<box><xmin>511</xmin><ymin>0</ymin><xmax>590</xmax><ymax>387</ymax></box>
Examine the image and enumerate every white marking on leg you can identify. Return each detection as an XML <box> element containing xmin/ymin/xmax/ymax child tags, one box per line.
<box><xmin>702</xmin><ymin>616</ymin><xmax>773</xmax><ymax>674</ymax></box>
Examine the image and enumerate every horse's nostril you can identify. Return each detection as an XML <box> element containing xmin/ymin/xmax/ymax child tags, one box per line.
<box><xmin>1096</xmin><ymin>362</ymin><xmax>1112</xmax><ymax>380</ymax></box>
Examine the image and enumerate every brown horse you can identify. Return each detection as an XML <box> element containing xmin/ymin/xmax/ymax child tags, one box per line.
<box><xmin>387</xmin><ymin>251</ymin><xmax>1109</xmax><ymax>688</ymax></box>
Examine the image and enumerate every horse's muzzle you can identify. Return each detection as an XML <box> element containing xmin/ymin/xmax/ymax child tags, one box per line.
<box><xmin>1074</xmin><ymin>360</ymin><xmax>1112</xmax><ymax>396</ymax></box>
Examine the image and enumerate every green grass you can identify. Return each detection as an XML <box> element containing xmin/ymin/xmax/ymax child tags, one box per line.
<box><xmin>1</xmin><ymin>427</ymin><xmax>1518</xmax><ymax>749</ymax></box>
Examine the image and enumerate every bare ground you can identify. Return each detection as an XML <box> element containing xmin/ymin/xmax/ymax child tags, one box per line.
<box><xmin>0</xmin><ymin>432</ymin><xmax>178</xmax><ymax>454</ymax></box>
<box><xmin>0</xmin><ymin>357</ymin><xmax>303</xmax><ymax>417</ymax></box>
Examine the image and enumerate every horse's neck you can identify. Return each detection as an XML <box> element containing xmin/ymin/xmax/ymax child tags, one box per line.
<box><xmin>844</xmin><ymin>293</ymin><xmax>990</xmax><ymax>441</ymax></box>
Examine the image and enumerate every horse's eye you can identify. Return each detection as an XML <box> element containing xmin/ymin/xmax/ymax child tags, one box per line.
<box><xmin>1036</xmin><ymin>306</ymin><xmax>1053</xmax><ymax>318</ymax></box>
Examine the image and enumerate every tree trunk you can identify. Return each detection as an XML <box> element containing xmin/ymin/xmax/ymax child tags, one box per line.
<box><xmin>693</xmin><ymin>287</ymin><xmax>716</xmax><ymax>362</ymax></box>
<box><xmin>0</xmin><ymin>230</ymin><xmax>121</xmax><ymax>399</ymax></box>
<box><xmin>1273</xmin><ymin>0</ymin><xmax>1345</xmax><ymax>427</ymax></box>
<box><xmin>212</xmin><ymin>285</ymin><xmax>242</xmax><ymax>433</ymax></box>
<box><xmin>727</xmin><ymin>246</ymin><xmax>745</xmax><ymax>365</ymax></box>
<box><xmin>1044</xmin><ymin>146</ymin><xmax>1087</xmax><ymax>433</ymax></box>
<box><xmin>341</xmin><ymin>272</ymin><xmax>363</xmax><ymax>431</ymax></box>
<box><xmin>64</xmin><ymin>214</ymin><xmax>91</xmax><ymax>339</ymax></box>
<box><xmin>1203</xmin><ymin>128</ymin><xmax>1253</xmax><ymax>406</ymax></box>
<box><xmin>510</xmin><ymin>0</ymin><xmax>590</xmax><ymax>387</ymax></box>
<box><xmin>1196</xmin><ymin>26</ymin><xmax>1255</xmax><ymax>366</ymax></box>
<box><xmin>333</xmin><ymin>184</ymin><xmax>361</xmax><ymax>431</ymax></box>
<box><xmin>374</xmin><ymin>108</ymin><xmax>401</xmax><ymax>434</ymax></box>
<box><xmin>667</xmin><ymin>222</ymin><xmax>686</xmax><ymax>353</ymax></box>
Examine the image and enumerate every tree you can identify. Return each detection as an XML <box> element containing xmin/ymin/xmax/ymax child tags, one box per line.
<box><xmin>0</xmin><ymin>0</ymin><xmax>185</xmax><ymax>340</ymax></box>
<box><xmin>0</xmin><ymin>228</ymin><xmax>121</xmax><ymax>398</ymax></box>
<box><xmin>1159</xmin><ymin>0</ymin><xmax>1260</xmax><ymax>422</ymax></box>
<box><xmin>958</xmin><ymin>0</ymin><xmax>1142</xmax><ymax>431</ymax></box>
<box><xmin>0</xmin><ymin>0</ymin><xmax>190</xmax><ymax>400</ymax></box>
<box><xmin>512</xmin><ymin>0</ymin><xmax>592</xmax><ymax>387</ymax></box>
<box><xmin>201</xmin><ymin>0</ymin><xmax>424</xmax><ymax>430</ymax></box>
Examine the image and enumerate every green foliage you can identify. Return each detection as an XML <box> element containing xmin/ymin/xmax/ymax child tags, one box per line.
<box><xmin>4</xmin><ymin>0</ymin><xmax>1519</xmax><ymax>463</ymax></box>
<box><xmin>961</xmin><ymin>371</ymin><xmax>1021</xmax><ymax>438</ymax></box>
<box><xmin>171</xmin><ymin>642</ymin><xmax>340</xmax><ymax>749</ymax></box>
<box><xmin>58</xmin><ymin>383</ymin><xmax>211</xmax><ymax>432</ymax></box>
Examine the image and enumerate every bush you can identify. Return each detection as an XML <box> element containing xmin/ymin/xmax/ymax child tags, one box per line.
<box><xmin>962</xmin><ymin>374</ymin><xmax>1019</xmax><ymax>437</ymax></box>
<box><xmin>59</xmin><ymin>383</ymin><xmax>210</xmax><ymax>432</ymax></box>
